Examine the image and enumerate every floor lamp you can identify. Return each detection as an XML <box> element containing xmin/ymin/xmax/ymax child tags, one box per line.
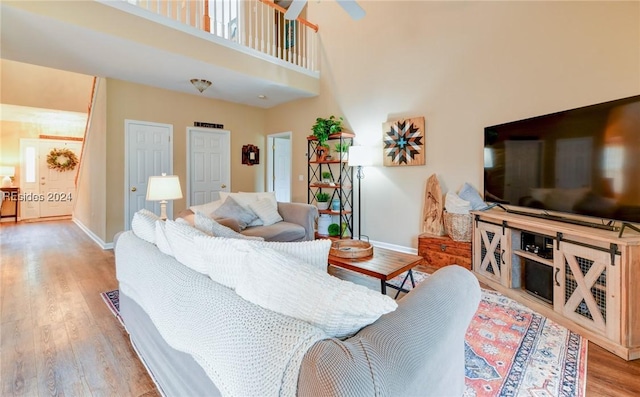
<box><xmin>146</xmin><ymin>173</ymin><xmax>183</xmax><ymax>220</ymax></box>
<box><xmin>348</xmin><ymin>146</ymin><xmax>372</xmax><ymax>240</ymax></box>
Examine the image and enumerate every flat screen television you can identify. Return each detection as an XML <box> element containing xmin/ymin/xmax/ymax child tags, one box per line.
<box><xmin>484</xmin><ymin>95</ymin><xmax>640</xmax><ymax>229</ymax></box>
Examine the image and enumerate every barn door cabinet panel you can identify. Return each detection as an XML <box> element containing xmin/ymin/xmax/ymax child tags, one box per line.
<box><xmin>554</xmin><ymin>239</ymin><xmax>621</xmax><ymax>342</ymax></box>
<box><xmin>473</xmin><ymin>221</ymin><xmax>512</xmax><ymax>287</ymax></box>
<box><xmin>472</xmin><ymin>209</ymin><xmax>640</xmax><ymax>361</ymax></box>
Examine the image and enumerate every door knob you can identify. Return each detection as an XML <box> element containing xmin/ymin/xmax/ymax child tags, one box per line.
<box><xmin>131</xmin><ymin>187</ymin><xmax>137</xmax><ymax>192</ymax></box>
<box><xmin>221</xmin><ymin>184</ymin><xmax>227</xmax><ymax>189</ymax></box>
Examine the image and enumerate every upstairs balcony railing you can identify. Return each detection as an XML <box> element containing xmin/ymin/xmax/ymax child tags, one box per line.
<box><xmin>124</xmin><ymin>0</ymin><xmax>319</xmax><ymax>73</ymax></box>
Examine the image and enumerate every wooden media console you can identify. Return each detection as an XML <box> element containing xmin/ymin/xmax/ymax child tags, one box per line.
<box><xmin>472</xmin><ymin>209</ymin><xmax>640</xmax><ymax>361</ymax></box>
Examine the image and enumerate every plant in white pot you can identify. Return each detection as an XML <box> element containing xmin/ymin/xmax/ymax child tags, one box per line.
<box><xmin>321</xmin><ymin>171</ymin><xmax>333</xmax><ymax>184</ymax></box>
<box><xmin>315</xmin><ymin>192</ymin><xmax>330</xmax><ymax>210</ymax></box>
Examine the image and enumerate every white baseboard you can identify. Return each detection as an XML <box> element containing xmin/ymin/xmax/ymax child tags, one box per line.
<box><xmin>369</xmin><ymin>239</ymin><xmax>418</xmax><ymax>255</ymax></box>
<box><xmin>72</xmin><ymin>217</ymin><xmax>114</xmax><ymax>250</ymax></box>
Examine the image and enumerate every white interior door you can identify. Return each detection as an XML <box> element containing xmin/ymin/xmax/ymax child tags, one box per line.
<box><xmin>267</xmin><ymin>133</ymin><xmax>292</xmax><ymax>202</ymax></box>
<box><xmin>125</xmin><ymin>120</ymin><xmax>173</xmax><ymax>229</ymax></box>
<box><xmin>38</xmin><ymin>140</ymin><xmax>82</xmax><ymax>217</ymax></box>
<box><xmin>187</xmin><ymin>127</ymin><xmax>230</xmax><ymax>206</ymax></box>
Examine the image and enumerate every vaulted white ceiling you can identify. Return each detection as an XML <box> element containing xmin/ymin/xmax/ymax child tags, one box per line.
<box><xmin>0</xmin><ymin>1</ymin><xmax>319</xmax><ymax>109</ymax></box>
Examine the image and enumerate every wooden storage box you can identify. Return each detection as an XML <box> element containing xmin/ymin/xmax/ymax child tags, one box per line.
<box><xmin>418</xmin><ymin>233</ymin><xmax>472</xmax><ymax>270</ymax></box>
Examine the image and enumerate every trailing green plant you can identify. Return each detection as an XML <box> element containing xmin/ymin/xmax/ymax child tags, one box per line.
<box><xmin>311</xmin><ymin>115</ymin><xmax>344</xmax><ymax>147</ymax></box>
<box><xmin>315</xmin><ymin>192</ymin><xmax>330</xmax><ymax>202</ymax></box>
<box><xmin>328</xmin><ymin>223</ymin><xmax>340</xmax><ymax>236</ymax></box>
<box><xmin>334</xmin><ymin>142</ymin><xmax>351</xmax><ymax>153</ymax></box>
<box><xmin>321</xmin><ymin>171</ymin><xmax>332</xmax><ymax>180</ymax></box>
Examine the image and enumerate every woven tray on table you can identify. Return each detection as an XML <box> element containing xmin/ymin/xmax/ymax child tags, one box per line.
<box><xmin>329</xmin><ymin>240</ymin><xmax>373</xmax><ymax>259</ymax></box>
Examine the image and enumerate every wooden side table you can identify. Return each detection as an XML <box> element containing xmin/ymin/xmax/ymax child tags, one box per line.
<box><xmin>418</xmin><ymin>233</ymin><xmax>471</xmax><ymax>270</ymax></box>
<box><xmin>328</xmin><ymin>246</ymin><xmax>423</xmax><ymax>297</ymax></box>
<box><xmin>0</xmin><ymin>186</ymin><xmax>19</xmax><ymax>223</ymax></box>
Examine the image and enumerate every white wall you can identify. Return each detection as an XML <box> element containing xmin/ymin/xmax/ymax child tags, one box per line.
<box><xmin>266</xmin><ymin>1</ymin><xmax>640</xmax><ymax>249</ymax></box>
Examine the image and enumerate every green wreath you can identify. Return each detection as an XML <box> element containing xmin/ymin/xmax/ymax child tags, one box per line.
<box><xmin>47</xmin><ymin>148</ymin><xmax>79</xmax><ymax>172</ymax></box>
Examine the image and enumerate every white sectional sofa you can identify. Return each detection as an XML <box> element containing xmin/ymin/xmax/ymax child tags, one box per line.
<box><xmin>114</xmin><ymin>216</ymin><xmax>481</xmax><ymax>396</ymax></box>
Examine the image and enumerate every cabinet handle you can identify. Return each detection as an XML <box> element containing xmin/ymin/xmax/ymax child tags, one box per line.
<box><xmin>440</xmin><ymin>244</ymin><xmax>447</xmax><ymax>252</ymax></box>
<box><xmin>554</xmin><ymin>268</ymin><xmax>560</xmax><ymax>287</ymax></box>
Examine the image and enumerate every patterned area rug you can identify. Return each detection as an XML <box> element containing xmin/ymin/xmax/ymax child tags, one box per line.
<box><xmin>100</xmin><ymin>289</ymin><xmax>123</xmax><ymax>326</ymax></box>
<box><xmin>388</xmin><ymin>270</ymin><xmax>587</xmax><ymax>397</ymax></box>
<box><xmin>103</xmin><ymin>269</ymin><xmax>587</xmax><ymax>397</ymax></box>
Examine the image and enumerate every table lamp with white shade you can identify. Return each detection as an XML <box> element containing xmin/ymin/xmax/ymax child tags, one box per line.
<box><xmin>146</xmin><ymin>173</ymin><xmax>183</xmax><ymax>220</ymax></box>
<box><xmin>348</xmin><ymin>146</ymin><xmax>373</xmax><ymax>240</ymax></box>
<box><xmin>1</xmin><ymin>166</ymin><xmax>15</xmax><ymax>187</ymax></box>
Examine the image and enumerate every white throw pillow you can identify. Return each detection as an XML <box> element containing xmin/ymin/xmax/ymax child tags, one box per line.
<box><xmin>444</xmin><ymin>192</ymin><xmax>472</xmax><ymax>214</ymax></box>
<box><xmin>131</xmin><ymin>209</ymin><xmax>160</xmax><ymax>244</ymax></box>
<box><xmin>189</xmin><ymin>199</ymin><xmax>223</xmax><ymax>217</ymax></box>
<box><xmin>193</xmin><ymin>211</ymin><xmax>264</xmax><ymax>241</ymax></box>
<box><xmin>236</xmin><ymin>247</ymin><xmax>398</xmax><ymax>339</ymax></box>
<box><xmin>164</xmin><ymin>220</ymin><xmax>210</xmax><ymax>274</ymax></box>
<box><xmin>155</xmin><ymin>220</ymin><xmax>174</xmax><ymax>257</ymax></box>
<box><xmin>194</xmin><ymin>237</ymin><xmax>332</xmax><ymax>288</ymax></box>
<box><xmin>248</xmin><ymin>198</ymin><xmax>283</xmax><ymax>226</ymax></box>
<box><xmin>192</xmin><ymin>237</ymin><xmax>254</xmax><ymax>289</ymax></box>
<box><xmin>220</xmin><ymin>191</ymin><xmax>277</xmax><ymax>209</ymax></box>
<box><xmin>252</xmin><ymin>239</ymin><xmax>332</xmax><ymax>272</ymax></box>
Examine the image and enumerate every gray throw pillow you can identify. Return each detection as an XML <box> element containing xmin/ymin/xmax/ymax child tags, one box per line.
<box><xmin>194</xmin><ymin>211</ymin><xmax>264</xmax><ymax>240</ymax></box>
<box><xmin>213</xmin><ymin>196</ymin><xmax>258</xmax><ymax>230</ymax></box>
<box><xmin>459</xmin><ymin>183</ymin><xmax>488</xmax><ymax>210</ymax></box>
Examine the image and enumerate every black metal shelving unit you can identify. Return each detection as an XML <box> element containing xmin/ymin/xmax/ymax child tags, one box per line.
<box><xmin>307</xmin><ymin>132</ymin><xmax>354</xmax><ymax>239</ymax></box>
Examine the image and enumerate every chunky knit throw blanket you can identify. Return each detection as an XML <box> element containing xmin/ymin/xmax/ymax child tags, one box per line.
<box><xmin>115</xmin><ymin>231</ymin><xmax>327</xmax><ymax>397</ymax></box>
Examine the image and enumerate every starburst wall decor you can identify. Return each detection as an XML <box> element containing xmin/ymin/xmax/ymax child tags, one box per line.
<box><xmin>382</xmin><ymin>116</ymin><xmax>425</xmax><ymax>166</ymax></box>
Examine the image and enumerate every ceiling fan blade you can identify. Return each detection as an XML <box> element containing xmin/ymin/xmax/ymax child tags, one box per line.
<box><xmin>336</xmin><ymin>0</ymin><xmax>365</xmax><ymax>20</ymax></box>
<box><xmin>284</xmin><ymin>0</ymin><xmax>307</xmax><ymax>20</ymax></box>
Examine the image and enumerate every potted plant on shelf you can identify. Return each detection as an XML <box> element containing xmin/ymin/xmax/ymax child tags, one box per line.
<box><xmin>328</xmin><ymin>223</ymin><xmax>341</xmax><ymax>237</ymax></box>
<box><xmin>334</xmin><ymin>142</ymin><xmax>350</xmax><ymax>162</ymax></box>
<box><xmin>311</xmin><ymin>115</ymin><xmax>344</xmax><ymax>161</ymax></box>
<box><xmin>315</xmin><ymin>192</ymin><xmax>330</xmax><ymax>210</ymax></box>
<box><xmin>321</xmin><ymin>171</ymin><xmax>332</xmax><ymax>184</ymax></box>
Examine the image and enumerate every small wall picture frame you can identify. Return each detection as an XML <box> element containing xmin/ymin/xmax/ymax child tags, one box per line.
<box><xmin>242</xmin><ymin>144</ymin><xmax>259</xmax><ymax>166</ymax></box>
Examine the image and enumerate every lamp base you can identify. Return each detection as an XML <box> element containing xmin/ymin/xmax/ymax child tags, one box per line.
<box><xmin>1</xmin><ymin>176</ymin><xmax>11</xmax><ymax>187</ymax></box>
<box><xmin>159</xmin><ymin>201</ymin><xmax>168</xmax><ymax>220</ymax></box>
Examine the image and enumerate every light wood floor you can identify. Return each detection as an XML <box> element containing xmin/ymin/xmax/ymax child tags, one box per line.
<box><xmin>1</xmin><ymin>220</ymin><xmax>159</xmax><ymax>396</ymax></box>
<box><xmin>1</xmin><ymin>220</ymin><xmax>639</xmax><ymax>396</ymax></box>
